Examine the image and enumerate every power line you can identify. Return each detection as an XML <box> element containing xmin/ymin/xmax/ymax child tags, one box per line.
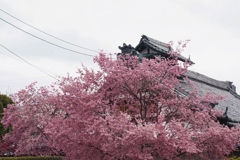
<box><xmin>0</xmin><ymin>51</ymin><xmax>22</xmax><ymax>61</ymax></box>
<box><xmin>0</xmin><ymin>8</ymin><xmax>99</xmax><ymax>53</ymax></box>
<box><xmin>0</xmin><ymin>44</ymin><xmax>59</xmax><ymax>80</ymax></box>
<box><xmin>0</xmin><ymin>51</ymin><xmax>60</xmax><ymax>76</ymax></box>
<box><xmin>0</xmin><ymin>18</ymin><xmax>95</xmax><ymax>57</ymax></box>
<box><xmin>0</xmin><ymin>76</ymin><xmax>50</xmax><ymax>82</ymax></box>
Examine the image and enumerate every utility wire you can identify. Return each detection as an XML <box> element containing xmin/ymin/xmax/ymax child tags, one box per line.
<box><xmin>0</xmin><ymin>76</ymin><xmax>50</xmax><ymax>82</ymax></box>
<box><xmin>0</xmin><ymin>51</ymin><xmax>60</xmax><ymax>76</ymax></box>
<box><xmin>0</xmin><ymin>18</ymin><xmax>95</xmax><ymax>57</ymax></box>
<box><xmin>0</xmin><ymin>8</ymin><xmax>99</xmax><ymax>53</ymax></box>
<box><xmin>0</xmin><ymin>44</ymin><xmax>59</xmax><ymax>80</ymax></box>
<box><xmin>0</xmin><ymin>51</ymin><xmax>22</xmax><ymax>61</ymax></box>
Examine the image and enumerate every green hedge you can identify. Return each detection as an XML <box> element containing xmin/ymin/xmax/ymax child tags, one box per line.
<box><xmin>0</xmin><ymin>156</ymin><xmax>62</xmax><ymax>160</ymax></box>
<box><xmin>229</xmin><ymin>157</ymin><xmax>240</xmax><ymax>160</ymax></box>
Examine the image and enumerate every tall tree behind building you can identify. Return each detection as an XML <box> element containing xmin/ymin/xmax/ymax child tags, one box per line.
<box><xmin>0</xmin><ymin>94</ymin><xmax>13</xmax><ymax>141</ymax></box>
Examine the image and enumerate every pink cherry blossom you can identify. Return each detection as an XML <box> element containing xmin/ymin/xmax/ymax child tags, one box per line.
<box><xmin>2</xmin><ymin>42</ymin><xmax>239</xmax><ymax>160</ymax></box>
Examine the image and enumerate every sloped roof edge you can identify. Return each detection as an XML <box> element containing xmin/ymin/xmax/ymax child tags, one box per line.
<box><xmin>136</xmin><ymin>35</ymin><xmax>194</xmax><ymax>64</ymax></box>
<box><xmin>185</xmin><ymin>70</ymin><xmax>240</xmax><ymax>99</ymax></box>
<box><xmin>185</xmin><ymin>70</ymin><xmax>229</xmax><ymax>90</ymax></box>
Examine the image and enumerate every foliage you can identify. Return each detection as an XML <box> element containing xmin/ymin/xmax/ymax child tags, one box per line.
<box><xmin>0</xmin><ymin>94</ymin><xmax>14</xmax><ymax>156</ymax></box>
<box><xmin>2</xmin><ymin>42</ymin><xmax>240</xmax><ymax>160</ymax></box>
<box><xmin>0</xmin><ymin>94</ymin><xmax>13</xmax><ymax>140</ymax></box>
<box><xmin>229</xmin><ymin>157</ymin><xmax>240</xmax><ymax>160</ymax></box>
<box><xmin>0</xmin><ymin>156</ymin><xmax>62</xmax><ymax>160</ymax></box>
<box><xmin>0</xmin><ymin>94</ymin><xmax>13</xmax><ymax>110</ymax></box>
<box><xmin>228</xmin><ymin>149</ymin><xmax>240</xmax><ymax>160</ymax></box>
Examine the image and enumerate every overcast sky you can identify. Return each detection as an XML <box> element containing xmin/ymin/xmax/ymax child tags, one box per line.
<box><xmin>0</xmin><ymin>0</ymin><xmax>240</xmax><ymax>95</ymax></box>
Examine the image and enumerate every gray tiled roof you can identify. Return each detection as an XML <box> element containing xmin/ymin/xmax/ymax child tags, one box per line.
<box><xmin>185</xmin><ymin>70</ymin><xmax>230</xmax><ymax>90</ymax></box>
<box><xmin>140</xmin><ymin>35</ymin><xmax>171</xmax><ymax>53</ymax></box>
<box><xmin>182</xmin><ymin>70</ymin><xmax>240</xmax><ymax>122</ymax></box>
<box><xmin>135</xmin><ymin>35</ymin><xmax>194</xmax><ymax>64</ymax></box>
<box><xmin>120</xmin><ymin>35</ymin><xmax>240</xmax><ymax>123</ymax></box>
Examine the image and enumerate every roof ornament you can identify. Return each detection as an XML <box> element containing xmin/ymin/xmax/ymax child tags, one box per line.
<box><xmin>118</xmin><ymin>43</ymin><xmax>141</xmax><ymax>61</ymax></box>
<box><xmin>227</xmin><ymin>81</ymin><xmax>236</xmax><ymax>92</ymax></box>
<box><xmin>141</xmin><ymin>35</ymin><xmax>148</xmax><ymax>40</ymax></box>
<box><xmin>223</xmin><ymin>107</ymin><xmax>228</xmax><ymax>118</ymax></box>
<box><xmin>118</xmin><ymin>43</ymin><xmax>135</xmax><ymax>54</ymax></box>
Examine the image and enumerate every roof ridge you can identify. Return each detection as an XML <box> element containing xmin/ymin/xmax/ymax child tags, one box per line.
<box><xmin>185</xmin><ymin>70</ymin><xmax>240</xmax><ymax>98</ymax></box>
<box><xmin>139</xmin><ymin>35</ymin><xmax>194</xmax><ymax>64</ymax></box>
<box><xmin>185</xmin><ymin>70</ymin><xmax>228</xmax><ymax>89</ymax></box>
<box><xmin>142</xmin><ymin>35</ymin><xmax>170</xmax><ymax>47</ymax></box>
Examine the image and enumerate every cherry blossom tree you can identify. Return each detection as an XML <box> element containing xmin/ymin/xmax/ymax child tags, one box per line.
<box><xmin>2</xmin><ymin>43</ymin><xmax>240</xmax><ymax>159</ymax></box>
<box><xmin>1</xmin><ymin>84</ymin><xmax>62</xmax><ymax>156</ymax></box>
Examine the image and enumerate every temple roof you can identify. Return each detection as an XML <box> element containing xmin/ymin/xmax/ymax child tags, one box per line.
<box><xmin>135</xmin><ymin>35</ymin><xmax>171</xmax><ymax>53</ymax></box>
<box><xmin>182</xmin><ymin>70</ymin><xmax>240</xmax><ymax>123</ymax></box>
<box><xmin>135</xmin><ymin>35</ymin><xmax>194</xmax><ymax>64</ymax></box>
<box><xmin>118</xmin><ymin>35</ymin><xmax>240</xmax><ymax>125</ymax></box>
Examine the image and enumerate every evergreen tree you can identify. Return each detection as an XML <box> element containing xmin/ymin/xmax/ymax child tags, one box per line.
<box><xmin>0</xmin><ymin>94</ymin><xmax>13</xmax><ymax>141</ymax></box>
